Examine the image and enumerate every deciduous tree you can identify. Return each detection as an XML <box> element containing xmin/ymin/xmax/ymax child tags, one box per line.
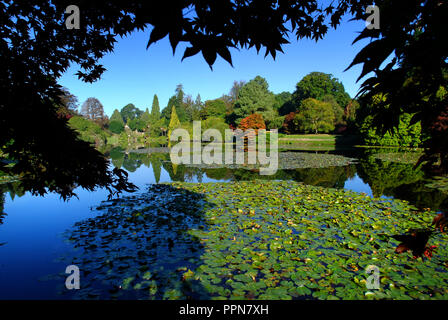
<box><xmin>294</xmin><ymin>72</ymin><xmax>351</xmax><ymax>108</ymax></box>
<box><xmin>295</xmin><ymin>98</ymin><xmax>335</xmax><ymax>134</ymax></box>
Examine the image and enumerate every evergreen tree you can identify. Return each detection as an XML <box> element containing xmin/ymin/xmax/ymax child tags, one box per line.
<box><xmin>141</xmin><ymin>108</ymin><xmax>151</xmax><ymax>129</ymax></box>
<box><xmin>150</xmin><ymin>94</ymin><xmax>160</xmax><ymax>121</ymax></box>
<box><xmin>110</xmin><ymin>109</ymin><xmax>124</xmax><ymax>124</ymax></box>
<box><xmin>232</xmin><ymin>76</ymin><xmax>276</xmax><ymax>125</ymax></box>
<box><xmin>168</xmin><ymin>106</ymin><xmax>181</xmax><ymax>147</ymax></box>
<box><xmin>192</xmin><ymin>94</ymin><xmax>203</xmax><ymax>121</ymax></box>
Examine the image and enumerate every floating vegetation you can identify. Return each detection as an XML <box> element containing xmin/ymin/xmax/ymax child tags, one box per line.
<box><xmin>425</xmin><ymin>176</ymin><xmax>448</xmax><ymax>194</ymax></box>
<box><xmin>184</xmin><ymin>152</ymin><xmax>356</xmax><ymax>170</ymax></box>
<box><xmin>60</xmin><ymin>181</ymin><xmax>448</xmax><ymax>300</ymax></box>
<box><xmin>373</xmin><ymin>152</ymin><xmax>423</xmax><ymax>165</ymax></box>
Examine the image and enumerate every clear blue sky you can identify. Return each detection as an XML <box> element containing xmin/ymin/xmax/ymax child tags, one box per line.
<box><xmin>58</xmin><ymin>16</ymin><xmax>369</xmax><ymax>117</ymax></box>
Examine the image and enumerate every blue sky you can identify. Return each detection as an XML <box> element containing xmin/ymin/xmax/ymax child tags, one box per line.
<box><xmin>58</xmin><ymin>16</ymin><xmax>369</xmax><ymax>117</ymax></box>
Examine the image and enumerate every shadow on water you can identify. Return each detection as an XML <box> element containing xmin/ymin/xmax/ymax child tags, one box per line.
<box><xmin>58</xmin><ymin>184</ymin><xmax>214</xmax><ymax>299</ymax></box>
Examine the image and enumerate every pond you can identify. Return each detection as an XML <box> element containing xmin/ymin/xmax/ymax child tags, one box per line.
<box><xmin>0</xmin><ymin>147</ymin><xmax>447</xmax><ymax>299</ymax></box>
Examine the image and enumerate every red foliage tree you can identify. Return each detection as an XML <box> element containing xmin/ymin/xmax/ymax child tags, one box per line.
<box><xmin>238</xmin><ymin>113</ymin><xmax>266</xmax><ymax>133</ymax></box>
<box><xmin>282</xmin><ymin>112</ymin><xmax>297</xmax><ymax>134</ymax></box>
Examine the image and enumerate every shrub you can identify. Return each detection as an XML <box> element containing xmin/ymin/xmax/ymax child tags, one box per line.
<box><xmin>238</xmin><ymin>113</ymin><xmax>266</xmax><ymax>133</ymax></box>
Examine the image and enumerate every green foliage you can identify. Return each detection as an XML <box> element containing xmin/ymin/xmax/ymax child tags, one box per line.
<box><xmin>150</xmin><ymin>95</ymin><xmax>160</xmax><ymax>121</ymax></box>
<box><xmin>110</xmin><ymin>109</ymin><xmax>124</xmax><ymax>125</ymax></box>
<box><xmin>200</xmin><ymin>99</ymin><xmax>227</xmax><ymax>119</ymax></box>
<box><xmin>295</xmin><ymin>98</ymin><xmax>335</xmax><ymax>134</ymax></box>
<box><xmin>128</xmin><ymin>118</ymin><xmax>147</xmax><ymax>132</ymax></box>
<box><xmin>149</xmin><ymin>118</ymin><xmax>165</xmax><ymax>137</ymax></box>
<box><xmin>344</xmin><ymin>100</ymin><xmax>359</xmax><ymax>124</ymax></box>
<box><xmin>118</xmin><ymin>132</ymin><xmax>129</xmax><ymax>148</ymax></box>
<box><xmin>322</xmin><ymin>94</ymin><xmax>345</xmax><ymax>126</ymax></box>
<box><xmin>294</xmin><ymin>72</ymin><xmax>351</xmax><ymax>108</ymax></box>
<box><xmin>274</xmin><ymin>92</ymin><xmax>295</xmax><ymax>116</ymax></box>
<box><xmin>120</xmin><ymin>104</ymin><xmax>143</xmax><ymax>123</ymax></box>
<box><xmin>65</xmin><ymin>181</ymin><xmax>448</xmax><ymax>299</ymax></box>
<box><xmin>168</xmin><ymin>106</ymin><xmax>181</xmax><ymax>146</ymax></box>
<box><xmin>109</xmin><ymin>121</ymin><xmax>125</xmax><ymax>134</ymax></box>
<box><xmin>232</xmin><ymin>76</ymin><xmax>276</xmax><ymax>125</ymax></box>
<box><xmin>5</xmin><ymin>0</ymin><xmax>445</xmax><ymax>199</ymax></box>
<box><xmin>360</xmin><ymin>113</ymin><xmax>422</xmax><ymax>148</ymax></box>
<box><xmin>266</xmin><ymin>115</ymin><xmax>285</xmax><ymax>130</ymax></box>
<box><xmin>162</xmin><ymin>87</ymin><xmax>190</xmax><ymax>123</ymax></box>
<box><xmin>202</xmin><ymin>117</ymin><xmax>229</xmax><ymax>138</ymax></box>
<box><xmin>68</xmin><ymin>116</ymin><xmax>110</xmax><ymax>146</ymax></box>
<box><xmin>141</xmin><ymin>108</ymin><xmax>151</xmax><ymax>129</ymax></box>
<box><xmin>357</xmin><ymin>155</ymin><xmax>425</xmax><ymax>198</ymax></box>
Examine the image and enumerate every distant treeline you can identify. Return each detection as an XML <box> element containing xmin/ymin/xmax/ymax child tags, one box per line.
<box><xmin>58</xmin><ymin>71</ymin><xmax>424</xmax><ymax>149</ymax></box>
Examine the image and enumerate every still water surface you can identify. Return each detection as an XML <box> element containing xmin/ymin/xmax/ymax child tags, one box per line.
<box><xmin>0</xmin><ymin>149</ymin><xmax>446</xmax><ymax>299</ymax></box>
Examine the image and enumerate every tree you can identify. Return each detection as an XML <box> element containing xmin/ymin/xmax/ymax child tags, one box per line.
<box><xmin>161</xmin><ymin>86</ymin><xmax>190</xmax><ymax>123</ymax></box>
<box><xmin>295</xmin><ymin>98</ymin><xmax>335</xmax><ymax>134</ymax></box>
<box><xmin>239</xmin><ymin>114</ymin><xmax>266</xmax><ymax>132</ymax></box>
<box><xmin>282</xmin><ymin>112</ymin><xmax>299</xmax><ymax>134</ymax></box>
<box><xmin>120</xmin><ymin>103</ymin><xmax>143</xmax><ymax>123</ymax></box>
<box><xmin>81</xmin><ymin>97</ymin><xmax>106</xmax><ymax>125</ymax></box>
<box><xmin>150</xmin><ymin>95</ymin><xmax>160</xmax><ymax>121</ymax></box>
<box><xmin>202</xmin><ymin>117</ymin><xmax>229</xmax><ymax>138</ymax></box>
<box><xmin>294</xmin><ymin>72</ymin><xmax>351</xmax><ymax>108</ymax></box>
<box><xmin>3</xmin><ymin>1</ymin><xmax>445</xmax><ymax>199</ymax></box>
<box><xmin>110</xmin><ymin>109</ymin><xmax>124</xmax><ymax>124</ymax></box>
<box><xmin>168</xmin><ymin>106</ymin><xmax>181</xmax><ymax>147</ymax></box>
<box><xmin>232</xmin><ymin>76</ymin><xmax>276</xmax><ymax>124</ymax></box>
<box><xmin>175</xmin><ymin>84</ymin><xmax>184</xmax><ymax>107</ymax></box>
<box><xmin>344</xmin><ymin>99</ymin><xmax>359</xmax><ymax>125</ymax></box>
<box><xmin>183</xmin><ymin>94</ymin><xmax>195</xmax><ymax>122</ymax></box>
<box><xmin>68</xmin><ymin>116</ymin><xmax>110</xmax><ymax>147</ymax></box>
<box><xmin>59</xmin><ymin>87</ymin><xmax>79</xmax><ymax>114</ymax></box>
<box><xmin>227</xmin><ymin>80</ymin><xmax>246</xmax><ymax>105</ymax></box>
<box><xmin>109</xmin><ymin>121</ymin><xmax>125</xmax><ymax>134</ymax></box>
<box><xmin>200</xmin><ymin>99</ymin><xmax>227</xmax><ymax>119</ymax></box>
<box><xmin>109</xmin><ymin>109</ymin><xmax>125</xmax><ymax>134</ymax></box>
<box><xmin>266</xmin><ymin>116</ymin><xmax>285</xmax><ymax>130</ymax></box>
<box><xmin>192</xmin><ymin>94</ymin><xmax>203</xmax><ymax>121</ymax></box>
<box><xmin>360</xmin><ymin>113</ymin><xmax>422</xmax><ymax>147</ymax></box>
<box><xmin>141</xmin><ymin>108</ymin><xmax>151</xmax><ymax>128</ymax></box>
<box><xmin>346</xmin><ymin>1</ymin><xmax>448</xmax><ymax>172</ymax></box>
<box><xmin>274</xmin><ymin>92</ymin><xmax>295</xmax><ymax>116</ymax></box>
<box><xmin>322</xmin><ymin>94</ymin><xmax>345</xmax><ymax>127</ymax></box>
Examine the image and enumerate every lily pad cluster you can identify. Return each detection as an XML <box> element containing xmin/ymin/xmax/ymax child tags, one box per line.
<box><xmin>60</xmin><ymin>184</ymin><xmax>210</xmax><ymax>299</ymax></box>
<box><xmin>372</xmin><ymin>152</ymin><xmax>423</xmax><ymax>165</ymax></box>
<box><xmin>61</xmin><ymin>181</ymin><xmax>448</xmax><ymax>300</ymax></box>
<box><xmin>184</xmin><ymin>152</ymin><xmax>356</xmax><ymax>170</ymax></box>
<box><xmin>425</xmin><ymin>176</ymin><xmax>448</xmax><ymax>194</ymax></box>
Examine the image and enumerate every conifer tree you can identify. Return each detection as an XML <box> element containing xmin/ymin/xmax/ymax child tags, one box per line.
<box><xmin>168</xmin><ymin>106</ymin><xmax>181</xmax><ymax>147</ymax></box>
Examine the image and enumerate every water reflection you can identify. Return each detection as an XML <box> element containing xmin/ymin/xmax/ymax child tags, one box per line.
<box><xmin>1</xmin><ymin>147</ymin><xmax>448</xmax><ymax>299</ymax></box>
<box><xmin>1</xmin><ymin>148</ymin><xmax>448</xmax><ymax>222</ymax></box>
<box><xmin>106</xmin><ymin>147</ymin><xmax>448</xmax><ymax>213</ymax></box>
